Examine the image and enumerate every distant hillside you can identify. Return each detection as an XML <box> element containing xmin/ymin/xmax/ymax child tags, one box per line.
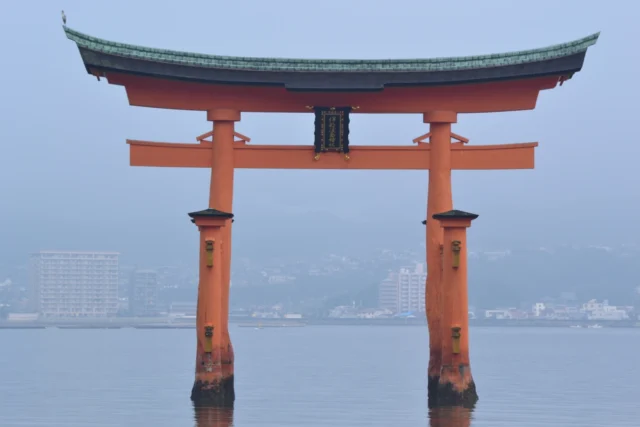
<box><xmin>6</xmin><ymin>207</ymin><xmax>636</xmax><ymax>311</ymax></box>
<box><xmin>468</xmin><ymin>245</ymin><xmax>639</xmax><ymax>308</ymax></box>
<box><xmin>233</xmin><ymin>221</ymin><xmax>639</xmax><ymax>309</ymax></box>
<box><xmin>231</xmin><ymin>209</ymin><xmax>639</xmax><ymax>307</ymax></box>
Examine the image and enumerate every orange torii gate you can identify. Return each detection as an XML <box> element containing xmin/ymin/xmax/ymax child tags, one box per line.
<box><xmin>64</xmin><ymin>25</ymin><xmax>598</xmax><ymax>407</ymax></box>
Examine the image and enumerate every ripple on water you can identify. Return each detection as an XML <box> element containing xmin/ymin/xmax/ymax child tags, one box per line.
<box><xmin>0</xmin><ymin>326</ymin><xmax>639</xmax><ymax>426</ymax></box>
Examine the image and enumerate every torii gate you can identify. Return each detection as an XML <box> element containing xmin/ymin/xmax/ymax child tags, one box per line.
<box><xmin>63</xmin><ymin>25</ymin><xmax>598</xmax><ymax>407</ymax></box>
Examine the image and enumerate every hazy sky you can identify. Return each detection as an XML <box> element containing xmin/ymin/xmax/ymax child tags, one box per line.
<box><xmin>1</xmin><ymin>0</ymin><xmax>638</xmax><ymax>268</ymax></box>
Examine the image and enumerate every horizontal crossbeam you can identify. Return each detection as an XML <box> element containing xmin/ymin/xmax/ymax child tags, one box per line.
<box><xmin>127</xmin><ymin>140</ymin><xmax>537</xmax><ymax>170</ymax></box>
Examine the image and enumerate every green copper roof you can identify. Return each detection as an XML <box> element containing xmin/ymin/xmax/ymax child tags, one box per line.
<box><xmin>64</xmin><ymin>26</ymin><xmax>599</xmax><ymax>73</ymax></box>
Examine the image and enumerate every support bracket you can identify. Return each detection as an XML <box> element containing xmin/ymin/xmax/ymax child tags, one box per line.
<box><xmin>412</xmin><ymin>132</ymin><xmax>469</xmax><ymax>145</ymax></box>
<box><xmin>196</xmin><ymin>130</ymin><xmax>251</xmax><ymax>144</ymax></box>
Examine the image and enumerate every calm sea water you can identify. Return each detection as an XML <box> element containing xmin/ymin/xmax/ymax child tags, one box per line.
<box><xmin>0</xmin><ymin>326</ymin><xmax>638</xmax><ymax>426</ymax></box>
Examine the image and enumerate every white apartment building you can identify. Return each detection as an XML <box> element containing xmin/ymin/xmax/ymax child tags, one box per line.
<box><xmin>532</xmin><ymin>302</ymin><xmax>546</xmax><ymax>317</ymax></box>
<box><xmin>29</xmin><ymin>251</ymin><xmax>119</xmax><ymax>317</ymax></box>
<box><xmin>398</xmin><ymin>264</ymin><xmax>427</xmax><ymax>313</ymax></box>
<box><xmin>378</xmin><ymin>264</ymin><xmax>427</xmax><ymax>314</ymax></box>
<box><xmin>582</xmin><ymin>299</ymin><xmax>629</xmax><ymax>321</ymax></box>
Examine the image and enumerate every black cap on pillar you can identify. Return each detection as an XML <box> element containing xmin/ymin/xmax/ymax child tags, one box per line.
<box><xmin>432</xmin><ymin>209</ymin><xmax>479</xmax><ymax>221</ymax></box>
<box><xmin>188</xmin><ymin>208</ymin><xmax>234</xmax><ymax>223</ymax></box>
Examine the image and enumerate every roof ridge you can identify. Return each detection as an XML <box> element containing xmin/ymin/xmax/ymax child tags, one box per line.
<box><xmin>63</xmin><ymin>26</ymin><xmax>599</xmax><ymax>73</ymax></box>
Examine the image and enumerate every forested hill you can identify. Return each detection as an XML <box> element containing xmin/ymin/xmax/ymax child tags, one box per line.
<box><xmin>467</xmin><ymin>245</ymin><xmax>639</xmax><ymax>307</ymax></box>
<box><xmin>231</xmin><ymin>210</ymin><xmax>638</xmax><ymax>308</ymax></box>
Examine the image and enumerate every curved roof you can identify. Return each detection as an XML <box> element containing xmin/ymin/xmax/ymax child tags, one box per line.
<box><xmin>64</xmin><ymin>26</ymin><xmax>599</xmax><ymax>91</ymax></box>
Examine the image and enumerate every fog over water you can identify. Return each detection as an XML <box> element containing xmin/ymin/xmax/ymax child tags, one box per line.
<box><xmin>2</xmin><ymin>1</ymin><xmax>639</xmax><ymax>426</ymax></box>
<box><xmin>1</xmin><ymin>0</ymin><xmax>639</xmax><ymax>268</ymax></box>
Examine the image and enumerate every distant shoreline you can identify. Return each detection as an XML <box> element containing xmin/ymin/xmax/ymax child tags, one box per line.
<box><xmin>0</xmin><ymin>317</ymin><xmax>638</xmax><ymax>329</ymax></box>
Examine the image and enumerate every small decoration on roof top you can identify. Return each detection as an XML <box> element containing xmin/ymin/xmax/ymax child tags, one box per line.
<box><xmin>61</xmin><ymin>10</ymin><xmax>67</xmax><ymax>25</ymax></box>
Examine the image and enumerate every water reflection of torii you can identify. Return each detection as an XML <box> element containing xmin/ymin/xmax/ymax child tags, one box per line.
<box><xmin>191</xmin><ymin>405</ymin><xmax>473</xmax><ymax>427</ymax></box>
<box><xmin>429</xmin><ymin>407</ymin><xmax>473</xmax><ymax>427</ymax></box>
<box><xmin>193</xmin><ymin>405</ymin><xmax>234</xmax><ymax>427</ymax></box>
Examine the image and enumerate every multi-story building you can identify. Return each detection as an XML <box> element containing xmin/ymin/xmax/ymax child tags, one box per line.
<box><xmin>582</xmin><ymin>299</ymin><xmax>629</xmax><ymax>321</ymax></box>
<box><xmin>398</xmin><ymin>264</ymin><xmax>427</xmax><ymax>313</ymax></box>
<box><xmin>118</xmin><ymin>265</ymin><xmax>135</xmax><ymax>298</ymax></box>
<box><xmin>378</xmin><ymin>264</ymin><xmax>427</xmax><ymax>314</ymax></box>
<box><xmin>29</xmin><ymin>251</ymin><xmax>119</xmax><ymax>317</ymax></box>
<box><xmin>130</xmin><ymin>269</ymin><xmax>160</xmax><ymax>316</ymax></box>
<box><xmin>378</xmin><ymin>274</ymin><xmax>399</xmax><ymax>312</ymax></box>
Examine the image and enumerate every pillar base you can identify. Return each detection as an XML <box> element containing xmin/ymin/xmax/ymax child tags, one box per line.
<box><xmin>434</xmin><ymin>380</ymin><xmax>478</xmax><ymax>408</ymax></box>
<box><xmin>434</xmin><ymin>365</ymin><xmax>478</xmax><ymax>408</ymax></box>
<box><xmin>428</xmin><ymin>375</ymin><xmax>440</xmax><ymax>408</ymax></box>
<box><xmin>191</xmin><ymin>375</ymin><xmax>235</xmax><ymax>407</ymax></box>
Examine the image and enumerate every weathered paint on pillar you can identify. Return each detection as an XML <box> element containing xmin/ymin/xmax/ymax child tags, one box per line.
<box><xmin>206</xmin><ymin>109</ymin><xmax>240</xmax><ymax>395</ymax></box>
<box><xmin>189</xmin><ymin>208</ymin><xmax>235</xmax><ymax>406</ymax></box>
<box><xmin>433</xmin><ymin>209</ymin><xmax>479</xmax><ymax>408</ymax></box>
<box><xmin>424</xmin><ymin>111</ymin><xmax>456</xmax><ymax>406</ymax></box>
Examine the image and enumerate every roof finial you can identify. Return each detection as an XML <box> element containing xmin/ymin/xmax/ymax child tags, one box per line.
<box><xmin>61</xmin><ymin>10</ymin><xmax>67</xmax><ymax>25</ymax></box>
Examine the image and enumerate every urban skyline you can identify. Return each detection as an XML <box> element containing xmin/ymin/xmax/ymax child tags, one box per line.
<box><xmin>3</xmin><ymin>244</ymin><xmax>637</xmax><ymax>322</ymax></box>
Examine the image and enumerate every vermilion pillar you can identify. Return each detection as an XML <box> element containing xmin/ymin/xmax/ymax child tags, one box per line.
<box><xmin>206</xmin><ymin>109</ymin><xmax>239</xmax><ymax>401</ymax></box>
<box><xmin>424</xmin><ymin>111</ymin><xmax>456</xmax><ymax>406</ymax></box>
<box><xmin>433</xmin><ymin>209</ymin><xmax>479</xmax><ymax>408</ymax></box>
<box><xmin>189</xmin><ymin>208</ymin><xmax>235</xmax><ymax>406</ymax></box>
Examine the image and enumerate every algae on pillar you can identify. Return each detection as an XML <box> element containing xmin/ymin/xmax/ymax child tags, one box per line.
<box><xmin>189</xmin><ymin>208</ymin><xmax>235</xmax><ymax>406</ymax></box>
<box><xmin>432</xmin><ymin>209</ymin><xmax>479</xmax><ymax>408</ymax></box>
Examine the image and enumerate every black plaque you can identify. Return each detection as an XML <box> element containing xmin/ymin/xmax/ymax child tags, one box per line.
<box><xmin>313</xmin><ymin>107</ymin><xmax>351</xmax><ymax>154</ymax></box>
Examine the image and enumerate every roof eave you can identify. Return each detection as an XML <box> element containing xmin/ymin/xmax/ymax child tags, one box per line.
<box><xmin>64</xmin><ymin>25</ymin><xmax>599</xmax><ymax>75</ymax></box>
<box><xmin>76</xmin><ymin>47</ymin><xmax>588</xmax><ymax>92</ymax></box>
